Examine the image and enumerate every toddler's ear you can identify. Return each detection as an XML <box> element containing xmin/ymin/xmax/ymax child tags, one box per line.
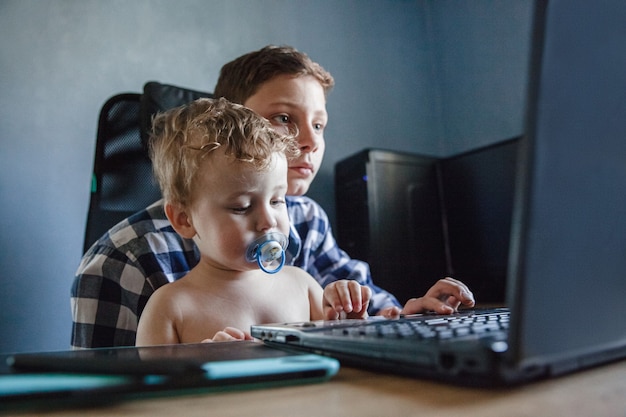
<box><xmin>164</xmin><ymin>202</ymin><xmax>196</xmax><ymax>239</ymax></box>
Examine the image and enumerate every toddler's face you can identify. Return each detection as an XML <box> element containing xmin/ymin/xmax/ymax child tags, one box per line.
<box><xmin>187</xmin><ymin>150</ymin><xmax>290</xmax><ymax>271</ymax></box>
<box><xmin>244</xmin><ymin>74</ymin><xmax>327</xmax><ymax>196</ymax></box>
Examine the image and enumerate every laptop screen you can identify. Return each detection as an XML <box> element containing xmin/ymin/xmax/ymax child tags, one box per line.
<box><xmin>508</xmin><ymin>0</ymin><xmax>626</xmax><ymax>367</ymax></box>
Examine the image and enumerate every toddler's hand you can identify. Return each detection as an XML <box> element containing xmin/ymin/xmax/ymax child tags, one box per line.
<box><xmin>323</xmin><ymin>280</ymin><xmax>371</xmax><ymax>320</ymax></box>
<box><xmin>202</xmin><ymin>327</ymin><xmax>254</xmax><ymax>343</ymax></box>
<box><xmin>377</xmin><ymin>306</ymin><xmax>402</xmax><ymax>318</ymax></box>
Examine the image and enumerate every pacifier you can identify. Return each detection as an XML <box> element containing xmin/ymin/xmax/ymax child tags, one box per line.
<box><xmin>245</xmin><ymin>232</ymin><xmax>288</xmax><ymax>274</ymax></box>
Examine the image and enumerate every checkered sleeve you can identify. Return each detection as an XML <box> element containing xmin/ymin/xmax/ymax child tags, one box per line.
<box><xmin>71</xmin><ymin>247</ymin><xmax>150</xmax><ymax>348</ymax></box>
<box><xmin>286</xmin><ymin>196</ymin><xmax>401</xmax><ymax>314</ymax></box>
<box><xmin>71</xmin><ymin>201</ymin><xmax>198</xmax><ymax>349</ymax></box>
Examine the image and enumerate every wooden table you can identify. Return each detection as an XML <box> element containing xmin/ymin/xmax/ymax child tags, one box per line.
<box><xmin>12</xmin><ymin>360</ymin><xmax>626</xmax><ymax>417</ymax></box>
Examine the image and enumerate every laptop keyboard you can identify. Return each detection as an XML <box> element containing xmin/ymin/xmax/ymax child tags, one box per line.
<box><xmin>327</xmin><ymin>309</ymin><xmax>509</xmax><ymax>341</ymax></box>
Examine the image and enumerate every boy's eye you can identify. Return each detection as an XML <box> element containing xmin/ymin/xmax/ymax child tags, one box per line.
<box><xmin>272</xmin><ymin>115</ymin><xmax>290</xmax><ymax>125</ymax></box>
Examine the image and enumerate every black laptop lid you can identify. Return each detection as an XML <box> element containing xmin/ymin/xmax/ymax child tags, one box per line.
<box><xmin>508</xmin><ymin>0</ymin><xmax>626</xmax><ymax>370</ymax></box>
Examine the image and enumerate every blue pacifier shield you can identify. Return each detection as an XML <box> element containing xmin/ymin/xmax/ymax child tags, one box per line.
<box><xmin>245</xmin><ymin>232</ymin><xmax>288</xmax><ymax>274</ymax></box>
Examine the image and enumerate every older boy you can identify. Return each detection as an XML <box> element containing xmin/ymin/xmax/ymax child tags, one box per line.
<box><xmin>72</xmin><ymin>45</ymin><xmax>474</xmax><ymax>349</ymax></box>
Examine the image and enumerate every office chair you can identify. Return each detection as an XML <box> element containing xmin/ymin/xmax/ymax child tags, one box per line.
<box><xmin>83</xmin><ymin>82</ymin><xmax>212</xmax><ymax>253</ymax></box>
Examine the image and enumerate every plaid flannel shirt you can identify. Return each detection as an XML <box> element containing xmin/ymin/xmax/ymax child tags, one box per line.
<box><xmin>71</xmin><ymin>196</ymin><xmax>400</xmax><ymax>349</ymax></box>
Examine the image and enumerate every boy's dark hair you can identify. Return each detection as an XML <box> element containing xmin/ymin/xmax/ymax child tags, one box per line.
<box><xmin>214</xmin><ymin>45</ymin><xmax>334</xmax><ymax>104</ymax></box>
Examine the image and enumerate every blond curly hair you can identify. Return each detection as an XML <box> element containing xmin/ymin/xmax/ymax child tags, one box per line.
<box><xmin>149</xmin><ymin>97</ymin><xmax>299</xmax><ymax>207</ymax></box>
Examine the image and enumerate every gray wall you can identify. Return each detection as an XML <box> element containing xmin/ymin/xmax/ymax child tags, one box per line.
<box><xmin>0</xmin><ymin>0</ymin><xmax>532</xmax><ymax>353</ymax></box>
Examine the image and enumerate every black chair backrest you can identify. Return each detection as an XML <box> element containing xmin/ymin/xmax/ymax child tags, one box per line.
<box><xmin>83</xmin><ymin>82</ymin><xmax>212</xmax><ymax>253</ymax></box>
<box><xmin>140</xmin><ymin>81</ymin><xmax>213</xmax><ymax>147</ymax></box>
<box><xmin>83</xmin><ymin>93</ymin><xmax>161</xmax><ymax>253</ymax></box>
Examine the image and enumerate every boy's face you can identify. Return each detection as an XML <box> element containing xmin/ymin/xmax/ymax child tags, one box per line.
<box><xmin>244</xmin><ymin>74</ymin><xmax>327</xmax><ymax>196</ymax></box>
<box><xmin>185</xmin><ymin>150</ymin><xmax>291</xmax><ymax>271</ymax></box>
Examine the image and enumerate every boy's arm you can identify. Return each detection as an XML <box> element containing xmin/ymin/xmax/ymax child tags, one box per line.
<box><xmin>288</xmin><ymin>198</ymin><xmax>475</xmax><ymax>317</ymax></box>
<box><xmin>287</xmin><ymin>197</ymin><xmax>402</xmax><ymax>315</ymax></box>
<box><xmin>71</xmin><ymin>251</ymin><xmax>151</xmax><ymax>349</ymax></box>
<box><xmin>72</xmin><ymin>202</ymin><xmax>197</xmax><ymax>349</ymax></box>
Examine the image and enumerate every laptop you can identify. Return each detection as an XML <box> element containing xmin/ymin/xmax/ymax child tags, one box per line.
<box><xmin>252</xmin><ymin>0</ymin><xmax>626</xmax><ymax>386</ymax></box>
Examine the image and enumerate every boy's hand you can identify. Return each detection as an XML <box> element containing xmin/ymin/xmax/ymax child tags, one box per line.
<box><xmin>401</xmin><ymin>277</ymin><xmax>475</xmax><ymax>315</ymax></box>
<box><xmin>323</xmin><ymin>280</ymin><xmax>371</xmax><ymax>320</ymax></box>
